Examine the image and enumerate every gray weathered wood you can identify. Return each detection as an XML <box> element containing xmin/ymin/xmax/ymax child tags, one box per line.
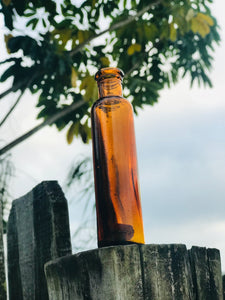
<box><xmin>7</xmin><ymin>181</ymin><xmax>72</xmax><ymax>300</ymax></box>
<box><xmin>223</xmin><ymin>274</ymin><xmax>225</xmax><ymax>300</ymax></box>
<box><xmin>0</xmin><ymin>201</ymin><xmax>6</xmax><ymax>300</ymax></box>
<box><xmin>140</xmin><ymin>244</ymin><xmax>194</xmax><ymax>299</ymax></box>
<box><xmin>45</xmin><ymin>244</ymin><xmax>223</xmax><ymax>300</ymax></box>
<box><xmin>189</xmin><ymin>246</ymin><xmax>223</xmax><ymax>300</ymax></box>
<box><xmin>45</xmin><ymin>244</ymin><xmax>143</xmax><ymax>300</ymax></box>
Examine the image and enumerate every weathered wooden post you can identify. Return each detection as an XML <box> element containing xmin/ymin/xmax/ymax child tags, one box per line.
<box><xmin>189</xmin><ymin>247</ymin><xmax>223</xmax><ymax>299</ymax></box>
<box><xmin>223</xmin><ymin>274</ymin><xmax>225</xmax><ymax>300</ymax></box>
<box><xmin>7</xmin><ymin>181</ymin><xmax>72</xmax><ymax>300</ymax></box>
<box><xmin>0</xmin><ymin>201</ymin><xmax>6</xmax><ymax>300</ymax></box>
<box><xmin>45</xmin><ymin>244</ymin><xmax>223</xmax><ymax>300</ymax></box>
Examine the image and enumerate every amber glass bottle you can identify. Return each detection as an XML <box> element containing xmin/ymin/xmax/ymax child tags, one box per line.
<box><xmin>91</xmin><ymin>67</ymin><xmax>145</xmax><ymax>247</ymax></box>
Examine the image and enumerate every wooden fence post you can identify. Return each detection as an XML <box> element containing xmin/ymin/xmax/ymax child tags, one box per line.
<box><xmin>45</xmin><ymin>244</ymin><xmax>223</xmax><ymax>300</ymax></box>
<box><xmin>0</xmin><ymin>201</ymin><xmax>6</xmax><ymax>300</ymax></box>
<box><xmin>223</xmin><ymin>274</ymin><xmax>225</xmax><ymax>300</ymax></box>
<box><xmin>7</xmin><ymin>181</ymin><xmax>72</xmax><ymax>300</ymax></box>
<box><xmin>189</xmin><ymin>246</ymin><xmax>223</xmax><ymax>300</ymax></box>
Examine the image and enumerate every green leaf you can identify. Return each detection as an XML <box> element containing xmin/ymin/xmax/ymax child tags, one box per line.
<box><xmin>2</xmin><ymin>6</ymin><xmax>13</xmax><ymax>30</ymax></box>
<box><xmin>31</xmin><ymin>18</ymin><xmax>39</xmax><ymax>30</ymax></box>
<box><xmin>0</xmin><ymin>64</ymin><xmax>17</xmax><ymax>82</ymax></box>
<box><xmin>24</xmin><ymin>12</ymin><xmax>36</xmax><ymax>17</ymax></box>
<box><xmin>67</xmin><ymin>122</ymin><xmax>76</xmax><ymax>144</ymax></box>
<box><xmin>144</xmin><ymin>23</ymin><xmax>158</xmax><ymax>41</ymax></box>
<box><xmin>44</xmin><ymin>0</ymin><xmax>57</xmax><ymax>14</ymax></box>
<box><xmin>127</xmin><ymin>44</ymin><xmax>141</xmax><ymax>55</ymax></box>
<box><xmin>2</xmin><ymin>0</ymin><xmax>11</xmax><ymax>6</ymax></box>
<box><xmin>71</xmin><ymin>67</ymin><xmax>77</xmax><ymax>87</ymax></box>
<box><xmin>197</xmin><ymin>13</ymin><xmax>214</xmax><ymax>26</ymax></box>
<box><xmin>42</xmin><ymin>18</ymin><xmax>47</xmax><ymax>28</ymax></box>
<box><xmin>191</xmin><ymin>13</ymin><xmax>214</xmax><ymax>38</ymax></box>
<box><xmin>13</xmin><ymin>0</ymin><xmax>26</xmax><ymax>15</ymax></box>
<box><xmin>55</xmin><ymin>119</ymin><xmax>67</xmax><ymax>131</ymax></box>
<box><xmin>26</xmin><ymin>18</ymin><xmax>38</xmax><ymax>28</ymax></box>
<box><xmin>169</xmin><ymin>23</ymin><xmax>177</xmax><ymax>42</ymax></box>
<box><xmin>54</xmin><ymin>19</ymin><xmax>72</xmax><ymax>30</ymax></box>
<box><xmin>58</xmin><ymin>59</ymin><xmax>66</xmax><ymax>75</ymax></box>
<box><xmin>0</xmin><ymin>57</ymin><xmax>19</xmax><ymax>65</ymax></box>
<box><xmin>79</xmin><ymin>122</ymin><xmax>91</xmax><ymax>144</ymax></box>
<box><xmin>37</xmin><ymin>107</ymin><xmax>49</xmax><ymax>119</ymax></box>
<box><xmin>100</xmin><ymin>56</ymin><xmax>110</xmax><ymax>67</ymax></box>
<box><xmin>80</xmin><ymin>75</ymin><xmax>98</xmax><ymax>102</ymax></box>
<box><xmin>160</xmin><ymin>22</ymin><xmax>169</xmax><ymax>39</ymax></box>
<box><xmin>7</xmin><ymin>36</ymin><xmax>36</xmax><ymax>54</ymax></box>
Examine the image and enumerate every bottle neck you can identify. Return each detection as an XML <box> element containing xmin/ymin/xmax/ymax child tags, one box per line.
<box><xmin>97</xmin><ymin>77</ymin><xmax>123</xmax><ymax>98</ymax></box>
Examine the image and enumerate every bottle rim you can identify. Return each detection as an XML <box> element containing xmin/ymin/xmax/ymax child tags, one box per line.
<box><xmin>95</xmin><ymin>67</ymin><xmax>124</xmax><ymax>82</ymax></box>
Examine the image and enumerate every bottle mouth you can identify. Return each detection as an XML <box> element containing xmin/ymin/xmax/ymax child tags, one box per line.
<box><xmin>95</xmin><ymin>67</ymin><xmax>124</xmax><ymax>82</ymax></box>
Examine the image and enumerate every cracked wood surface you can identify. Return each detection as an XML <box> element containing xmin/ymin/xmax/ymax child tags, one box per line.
<box><xmin>45</xmin><ymin>244</ymin><xmax>223</xmax><ymax>300</ymax></box>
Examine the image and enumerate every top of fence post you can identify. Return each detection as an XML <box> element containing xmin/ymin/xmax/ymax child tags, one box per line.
<box><xmin>45</xmin><ymin>243</ymin><xmax>223</xmax><ymax>300</ymax></box>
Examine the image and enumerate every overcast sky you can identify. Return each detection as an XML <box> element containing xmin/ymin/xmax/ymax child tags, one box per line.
<box><xmin>1</xmin><ymin>2</ymin><xmax>225</xmax><ymax>271</ymax></box>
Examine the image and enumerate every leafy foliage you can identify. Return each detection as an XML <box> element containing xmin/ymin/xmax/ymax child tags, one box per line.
<box><xmin>66</xmin><ymin>156</ymin><xmax>96</xmax><ymax>250</ymax></box>
<box><xmin>0</xmin><ymin>0</ymin><xmax>220</xmax><ymax>144</ymax></box>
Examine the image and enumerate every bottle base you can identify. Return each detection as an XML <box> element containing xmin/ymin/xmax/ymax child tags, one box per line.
<box><xmin>98</xmin><ymin>240</ymin><xmax>144</xmax><ymax>248</ymax></box>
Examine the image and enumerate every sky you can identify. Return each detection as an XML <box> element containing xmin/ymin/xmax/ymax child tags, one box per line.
<box><xmin>1</xmin><ymin>2</ymin><xmax>225</xmax><ymax>272</ymax></box>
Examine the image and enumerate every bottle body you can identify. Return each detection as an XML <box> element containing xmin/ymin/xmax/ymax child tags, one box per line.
<box><xmin>91</xmin><ymin>68</ymin><xmax>145</xmax><ymax>247</ymax></box>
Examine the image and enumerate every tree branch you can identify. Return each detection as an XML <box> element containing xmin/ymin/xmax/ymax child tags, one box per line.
<box><xmin>0</xmin><ymin>73</ymin><xmax>40</xmax><ymax>127</ymax></box>
<box><xmin>124</xmin><ymin>61</ymin><xmax>143</xmax><ymax>79</ymax></box>
<box><xmin>0</xmin><ymin>92</ymin><xmax>23</xmax><ymax>127</ymax></box>
<box><xmin>0</xmin><ymin>77</ymin><xmax>30</xmax><ymax>100</ymax></box>
<box><xmin>124</xmin><ymin>49</ymin><xmax>150</xmax><ymax>79</ymax></box>
<box><xmin>0</xmin><ymin>99</ymin><xmax>86</xmax><ymax>156</ymax></box>
<box><xmin>69</xmin><ymin>0</ymin><xmax>162</xmax><ymax>57</ymax></box>
<box><xmin>0</xmin><ymin>86</ymin><xmax>18</xmax><ymax>101</ymax></box>
<box><xmin>0</xmin><ymin>69</ymin><xmax>43</xmax><ymax>101</ymax></box>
